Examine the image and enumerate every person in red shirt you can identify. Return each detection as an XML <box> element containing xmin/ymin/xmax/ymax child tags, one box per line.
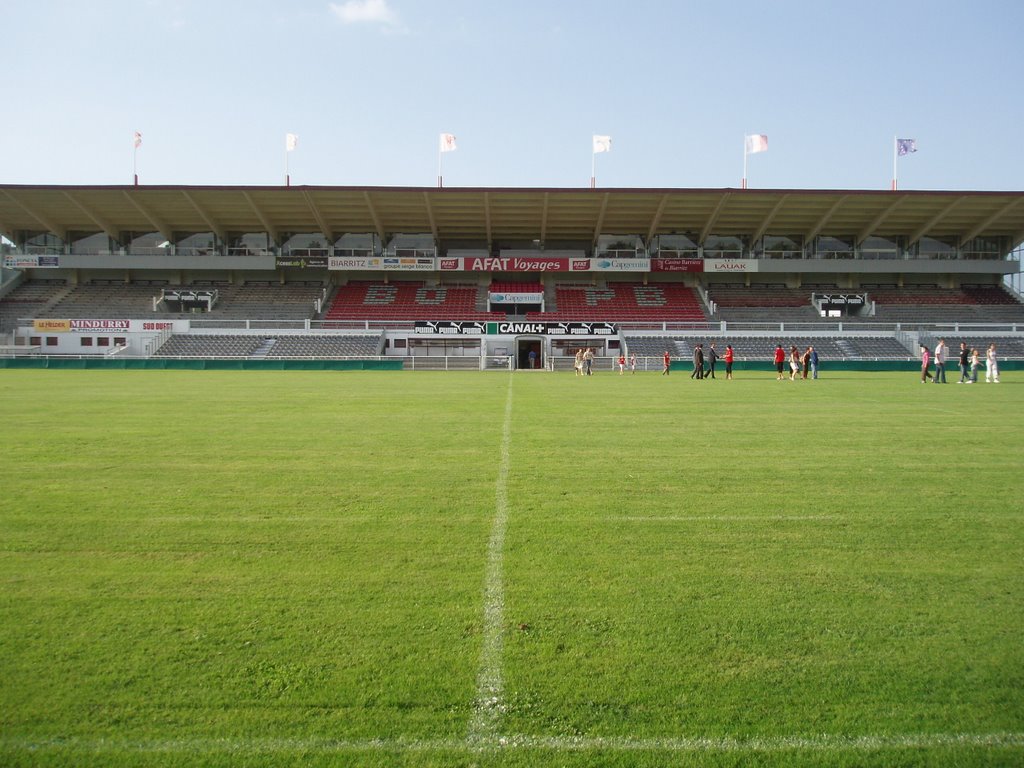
<box><xmin>773</xmin><ymin>344</ymin><xmax>786</xmax><ymax>380</ymax></box>
<box><xmin>662</xmin><ymin>349</ymin><xmax>671</xmax><ymax>375</ymax></box>
<box><xmin>617</xmin><ymin>353</ymin><xmax>626</xmax><ymax>375</ymax></box>
<box><xmin>724</xmin><ymin>344</ymin><xmax>735</xmax><ymax>379</ymax></box>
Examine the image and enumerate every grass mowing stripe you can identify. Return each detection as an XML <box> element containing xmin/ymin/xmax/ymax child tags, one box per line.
<box><xmin>467</xmin><ymin>373</ymin><xmax>514</xmax><ymax>744</ymax></box>
<box><xmin>4</xmin><ymin>731</ymin><xmax>1022</xmax><ymax>755</ymax></box>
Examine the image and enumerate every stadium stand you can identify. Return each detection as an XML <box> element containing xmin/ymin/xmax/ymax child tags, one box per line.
<box><xmin>263</xmin><ymin>334</ymin><xmax>383</xmax><ymax>357</ymax></box>
<box><xmin>527</xmin><ymin>282</ymin><xmax>706</xmax><ymax>322</ymax></box>
<box><xmin>154</xmin><ymin>334</ymin><xmax>269</xmax><ymax>358</ymax></box>
<box><xmin>868</xmin><ymin>285</ymin><xmax>1024</xmax><ymax>325</ymax></box>
<box><xmin>0</xmin><ymin>279</ymin><xmax>68</xmax><ymax>332</ymax></box>
<box><xmin>153</xmin><ymin>333</ymin><xmax>382</xmax><ymax>358</ymax></box>
<box><xmin>323</xmin><ymin>281</ymin><xmax>501</xmax><ymax>321</ymax></box>
<box><xmin>17</xmin><ymin>280</ymin><xmax>324</xmax><ymax>322</ymax></box>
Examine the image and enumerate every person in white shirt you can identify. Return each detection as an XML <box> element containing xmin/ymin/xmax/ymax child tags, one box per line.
<box><xmin>986</xmin><ymin>343</ymin><xmax>1000</xmax><ymax>383</ymax></box>
<box><xmin>933</xmin><ymin>339</ymin><xmax>947</xmax><ymax>384</ymax></box>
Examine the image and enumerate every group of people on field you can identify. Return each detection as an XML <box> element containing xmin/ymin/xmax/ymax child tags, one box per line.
<box><xmin>659</xmin><ymin>343</ymin><xmax>736</xmax><ymax>379</ymax></box>
<box><xmin>920</xmin><ymin>339</ymin><xmax>1000</xmax><ymax>384</ymax></box>
<box><xmin>573</xmin><ymin>347</ymin><xmax>595</xmax><ymax>376</ymax></box>
<box><xmin>773</xmin><ymin>344</ymin><xmax>819</xmax><ymax>381</ymax></box>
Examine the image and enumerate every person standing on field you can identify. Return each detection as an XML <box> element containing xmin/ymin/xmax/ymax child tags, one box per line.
<box><xmin>662</xmin><ymin>349</ymin><xmax>672</xmax><ymax>375</ymax></box>
<box><xmin>801</xmin><ymin>346</ymin><xmax>812</xmax><ymax>379</ymax></box>
<box><xmin>810</xmin><ymin>346</ymin><xmax>819</xmax><ymax>379</ymax></box>
<box><xmin>574</xmin><ymin>348</ymin><xmax>584</xmax><ymax>376</ymax></box>
<box><xmin>920</xmin><ymin>344</ymin><xmax>933</xmax><ymax>383</ymax></box>
<box><xmin>724</xmin><ymin>344</ymin><xmax>735</xmax><ymax>379</ymax></box>
<box><xmin>986</xmin><ymin>343</ymin><xmax>1000</xmax><ymax>383</ymax></box>
<box><xmin>789</xmin><ymin>345</ymin><xmax>801</xmax><ymax>381</ymax></box>
<box><xmin>933</xmin><ymin>338</ymin><xmax>947</xmax><ymax>383</ymax></box>
<box><xmin>630</xmin><ymin>352</ymin><xmax>637</xmax><ymax>374</ymax></box>
<box><xmin>957</xmin><ymin>342</ymin><xmax>970</xmax><ymax>383</ymax></box>
<box><xmin>617</xmin><ymin>352</ymin><xmax>626</xmax><ymax>375</ymax></box>
<box><xmin>583</xmin><ymin>347</ymin><xmax>594</xmax><ymax>376</ymax></box>
<box><xmin>774</xmin><ymin>344</ymin><xmax>786</xmax><ymax>380</ymax></box>
<box><xmin>705</xmin><ymin>342</ymin><xmax>719</xmax><ymax>379</ymax></box>
<box><xmin>969</xmin><ymin>347</ymin><xmax>980</xmax><ymax>383</ymax></box>
<box><xmin>691</xmin><ymin>343</ymin><xmax>704</xmax><ymax>379</ymax></box>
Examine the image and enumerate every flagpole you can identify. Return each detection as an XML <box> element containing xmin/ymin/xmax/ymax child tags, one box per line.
<box><xmin>891</xmin><ymin>135</ymin><xmax>897</xmax><ymax>191</ymax></box>
<box><xmin>285</xmin><ymin>147</ymin><xmax>290</xmax><ymax>187</ymax></box>
<box><xmin>742</xmin><ymin>140</ymin><xmax>748</xmax><ymax>190</ymax></box>
<box><xmin>438</xmin><ymin>144</ymin><xmax>443</xmax><ymax>188</ymax></box>
<box><xmin>591</xmin><ymin>149</ymin><xmax>596</xmax><ymax>189</ymax></box>
<box><xmin>132</xmin><ymin>131</ymin><xmax>140</xmax><ymax>186</ymax></box>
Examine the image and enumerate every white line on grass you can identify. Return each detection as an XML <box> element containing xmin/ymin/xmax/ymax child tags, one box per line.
<box><xmin>467</xmin><ymin>375</ymin><xmax>514</xmax><ymax>745</ymax></box>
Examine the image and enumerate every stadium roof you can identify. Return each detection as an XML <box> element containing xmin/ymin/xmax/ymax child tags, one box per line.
<box><xmin>2</xmin><ymin>184</ymin><xmax>1024</xmax><ymax>248</ymax></box>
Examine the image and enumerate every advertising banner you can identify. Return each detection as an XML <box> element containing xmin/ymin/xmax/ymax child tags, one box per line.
<box><xmin>651</xmin><ymin>258</ymin><xmax>703</xmax><ymax>272</ymax></box>
<box><xmin>449</xmin><ymin>256</ymin><xmax>581</xmax><ymax>272</ymax></box>
<box><xmin>33</xmin><ymin>319</ymin><xmax>71</xmax><ymax>332</ymax></box>
<box><xmin>704</xmin><ymin>259</ymin><xmax>759</xmax><ymax>273</ymax></box>
<box><xmin>489</xmin><ymin>292</ymin><xmax>544</xmax><ymax>304</ymax></box>
<box><xmin>383</xmin><ymin>257</ymin><xmax>436</xmax><ymax>271</ymax></box>
<box><xmin>276</xmin><ymin>255</ymin><xmax>328</xmax><ymax>268</ymax></box>
<box><xmin>415</xmin><ymin>321</ymin><xmax>617</xmax><ymax>336</ymax></box>
<box><xmin>588</xmin><ymin>258</ymin><xmax>651</xmax><ymax>272</ymax></box>
<box><xmin>4</xmin><ymin>255</ymin><xmax>59</xmax><ymax>268</ymax></box>
<box><xmin>328</xmin><ymin>256</ymin><xmax>384</xmax><ymax>270</ymax></box>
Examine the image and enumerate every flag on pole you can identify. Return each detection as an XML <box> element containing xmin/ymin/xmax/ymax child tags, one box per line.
<box><xmin>439</xmin><ymin>133</ymin><xmax>457</xmax><ymax>152</ymax></box>
<box><xmin>286</xmin><ymin>133</ymin><xmax>298</xmax><ymax>152</ymax></box>
<box><xmin>133</xmin><ymin>130</ymin><xmax>142</xmax><ymax>148</ymax></box>
<box><xmin>896</xmin><ymin>138</ymin><xmax>917</xmax><ymax>156</ymax></box>
<box><xmin>744</xmin><ymin>134</ymin><xmax>768</xmax><ymax>154</ymax></box>
<box><xmin>593</xmin><ymin>135</ymin><xmax>612</xmax><ymax>154</ymax></box>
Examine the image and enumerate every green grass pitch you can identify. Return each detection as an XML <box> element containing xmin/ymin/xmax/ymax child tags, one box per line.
<box><xmin>1</xmin><ymin>369</ymin><xmax>1022</xmax><ymax>767</ymax></box>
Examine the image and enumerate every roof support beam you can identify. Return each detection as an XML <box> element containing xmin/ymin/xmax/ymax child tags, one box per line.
<box><xmin>123</xmin><ymin>191</ymin><xmax>172</xmax><ymax>243</ymax></box>
<box><xmin>0</xmin><ymin>189</ymin><xmax>67</xmax><ymax>241</ymax></box>
<box><xmin>180</xmin><ymin>190</ymin><xmax>226</xmax><ymax>243</ymax></box>
<box><xmin>804</xmin><ymin>195</ymin><xmax>849</xmax><ymax>243</ymax></box>
<box><xmin>958</xmin><ymin>197</ymin><xmax>1024</xmax><ymax>246</ymax></box>
<box><xmin>592</xmin><ymin>192</ymin><xmax>610</xmax><ymax>247</ymax></box>
<box><xmin>856</xmin><ymin>194</ymin><xmax>908</xmax><ymax>245</ymax></box>
<box><xmin>699</xmin><ymin>192</ymin><xmax>732</xmax><ymax>244</ymax></box>
<box><xmin>241</xmin><ymin>192</ymin><xmax>279</xmax><ymax>244</ymax></box>
<box><xmin>750</xmin><ymin>193</ymin><xmax>790</xmax><ymax>245</ymax></box>
<box><xmin>483</xmin><ymin>192</ymin><xmax>493</xmax><ymax>250</ymax></box>
<box><xmin>303</xmin><ymin>191</ymin><xmax>334</xmax><ymax>242</ymax></box>
<box><xmin>539</xmin><ymin>192</ymin><xmax>549</xmax><ymax>245</ymax></box>
<box><xmin>421</xmin><ymin>191</ymin><xmax>439</xmax><ymax>244</ymax></box>
<box><xmin>362</xmin><ymin>191</ymin><xmax>386</xmax><ymax>244</ymax></box>
<box><xmin>63</xmin><ymin>192</ymin><xmax>121</xmax><ymax>243</ymax></box>
<box><xmin>1009</xmin><ymin>228</ymin><xmax>1024</xmax><ymax>251</ymax></box>
<box><xmin>646</xmin><ymin>193</ymin><xmax>670</xmax><ymax>243</ymax></box>
<box><xmin>907</xmin><ymin>195</ymin><xmax>967</xmax><ymax>247</ymax></box>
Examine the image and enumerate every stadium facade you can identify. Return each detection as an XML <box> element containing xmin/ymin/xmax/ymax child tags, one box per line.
<box><xmin>1</xmin><ymin>184</ymin><xmax>1023</xmax><ymax>369</ymax></box>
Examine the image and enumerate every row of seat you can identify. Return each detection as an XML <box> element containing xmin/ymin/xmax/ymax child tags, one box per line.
<box><xmin>154</xmin><ymin>334</ymin><xmax>382</xmax><ymax>358</ymax></box>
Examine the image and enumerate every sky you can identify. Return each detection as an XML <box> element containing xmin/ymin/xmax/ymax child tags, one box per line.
<box><xmin>3</xmin><ymin>0</ymin><xmax>1023</xmax><ymax>191</ymax></box>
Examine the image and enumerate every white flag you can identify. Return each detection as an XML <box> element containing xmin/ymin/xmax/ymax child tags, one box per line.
<box><xmin>286</xmin><ymin>133</ymin><xmax>298</xmax><ymax>152</ymax></box>
<box><xmin>593</xmin><ymin>135</ymin><xmax>612</xmax><ymax>154</ymax></box>
<box><xmin>439</xmin><ymin>133</ymin><xmax>457</xmax><ymax>152</ymax></box>
<box><xmin>133</xmin><ymin>130</ymin><xmax>142</xmax><ymax>148</ymax></box>
<box><xmin>745</xmin><ymin>134</ymin><xmax>768</xmax><ymax>154</ymax></box>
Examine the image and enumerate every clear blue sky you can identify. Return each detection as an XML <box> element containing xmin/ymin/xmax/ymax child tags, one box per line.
<box><xmin>3</xmin><ymin>0</ymin><xmax>1022</xmax><ymax>191</ymax></box>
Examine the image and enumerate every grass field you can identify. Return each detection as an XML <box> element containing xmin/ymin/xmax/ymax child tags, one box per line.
<box><xmin>1</xmin><ymin>369</ymin><xmax>1023</xmax><ymax>767</ymax></box>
